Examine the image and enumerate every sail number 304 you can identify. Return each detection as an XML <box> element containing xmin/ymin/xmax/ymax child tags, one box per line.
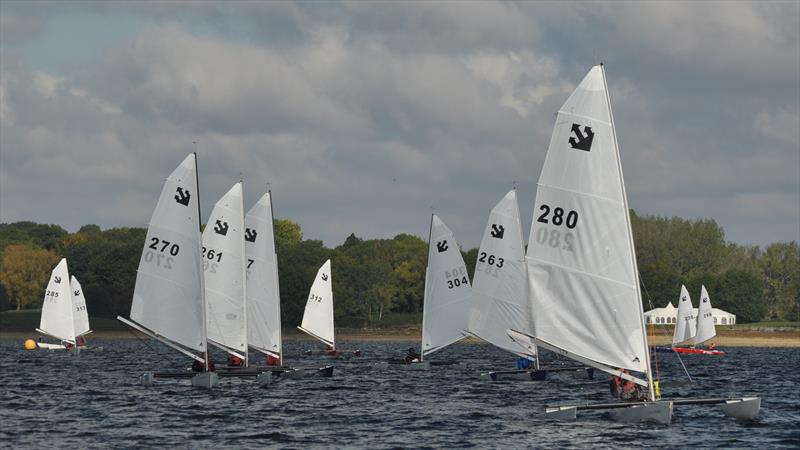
<box><xmin>445</xmin><ymin>266</ymin><xmax>469</xmax><ymax>289</ymax></box>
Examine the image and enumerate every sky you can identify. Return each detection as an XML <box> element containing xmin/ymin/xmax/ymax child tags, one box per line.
<box><xmin>1</xmin><ymin>1</ymin><xmax>798</xmax><ymax>249</ymax></box>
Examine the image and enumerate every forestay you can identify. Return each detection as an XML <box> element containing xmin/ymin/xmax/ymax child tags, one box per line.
<box><xmin>299</xmin><ymin>259</ymin><xmax>335</xmax><ymax>348</ymax></box>
<box><xmin>694</xmin><ymin>285</ymin><xmax>716</xmax><ymax>345</ymax></box>
<box><xmin>245</xmin><ymin>192</ymin><xmax>282</xmax><ymax>360</ymax></box>
<box><xmin>467</xmin><ymin>190</ymin><xmax>536</xmax><ymax>358</ymax></box>
<box><xmin>673</xmin><ymin>285</ymin><xmax>696</xmax><ymax>345</ymax></box>
<box><xmin>129</xmin><ymin>153</ymin><xmax>206</xmax><ymax>353</ymax></box>
<box><xmin>203</xmin><ymin>182</ymin><xmax>247</xmax><ymax>358</ymax></box>
<box><xmin>70</xmin><ymin>276</ymin><xmax>91</xmax><ymax>338</ymax></box>
<box><xmin>525</xmin><ymin>65</ymin><xmax>650</xmax><ymax>375</ymax></box>
<box><xmin>421</xmin><ymin>215</ymin><xmax>472</xmax><ymax>358</ymax></box>
<box><xmin>38</xmin><ymin>259</ymin><xmax>76</xmax><ymax>343</ymax></box>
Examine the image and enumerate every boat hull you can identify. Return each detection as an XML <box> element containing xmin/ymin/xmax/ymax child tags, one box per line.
<box><xmin>672</xmin><ymin>347</ymin><xmax>726</xmax><ymax>355</ymax></box>
<box><xmin>607</xmin><ymin>401</ymin><xmax>673</xmax><ymax>424</ymax></box>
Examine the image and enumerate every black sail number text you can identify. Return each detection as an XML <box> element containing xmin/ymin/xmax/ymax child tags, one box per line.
<box><xmin>537</xmin><ymin>205</ymin><xmax>578</xmax><ymax>229</ymax></box>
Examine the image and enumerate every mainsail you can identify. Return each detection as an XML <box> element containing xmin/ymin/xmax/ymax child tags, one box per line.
<box><xmin>203</xmin><ymin>182</ymin><xmax>247</xmax><ymax>360</ymax></box>
<box><xmin>38</xmin><ymin>258</ymin><xmax>76</xmax><ymax>343</ymax></box>
<box><xmin>673</xmin><ymin>285</ymin><xmax>696</xmax><ymax>345</ymax></box>
<box><xmin>124</xmin><ymin>153</ymin><xmax>207</xmax><ymax>359</ymax></box>
<box><xmin>298</xmin><ymin>259</ymin><xmax>335</xmax><ymax>348</ymax></box>
<box><xmin>70</xmin><ymin>276</ymin><xmax>91</xmax><ymax>338</ymax></box>
<box><xmin>245</xmin><ymin>191</ymin><xmax>282</xmax><ymax>361</ymax></box>
<box><xmin>524</xmin><ymin>65</ymin><xmax>651</xmax><ymax>390</ymax></box>
<box><xmin>467</xmin><ymin>190</ymin><xmax>536</xmax><ymax>359</ymax></box>
<box><xmin>421</xmin><ymin>215</ymin><xmax>472</xmax><ymax>359</ymax></box>
<box><xmin>694</xmin><ymin>285</ymin><xmax>717</xmax><ymax>345</ymax></box>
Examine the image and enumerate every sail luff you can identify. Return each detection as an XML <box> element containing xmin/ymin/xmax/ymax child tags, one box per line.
<box><xmin>420</xmin><ymin>214</ymin><xmax>433</xmax><ymax>362</ymax></box>
<box><xmin>269</xmin><ymin>190</ymin><xmax>283</xmax><ymax>365</ymax></box>
<box><xmin>600</xmin><ymin>64</ymin><xmax>654</xmax><ymax>401</ymax></box>
<box><xmin>195</xmin><ymin>152</ymin><xmax>210</xmax><ymax>370</ymax></box>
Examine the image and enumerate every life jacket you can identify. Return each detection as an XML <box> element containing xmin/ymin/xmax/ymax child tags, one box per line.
<box><xmin>267</xmin><ymin>355</ymin><xmax>280</xmax><ymax>366</ymax></box>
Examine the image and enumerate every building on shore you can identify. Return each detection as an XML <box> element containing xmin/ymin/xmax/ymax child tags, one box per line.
<box><xmin>644</xmin><ymin>302</ymin><xmax>737</xmax><ymax>325</ymax></box>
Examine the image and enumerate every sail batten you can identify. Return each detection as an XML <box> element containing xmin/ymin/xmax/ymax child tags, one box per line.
<box><xmin>525</xmin><ymin>65</ymin><xmax>649</xmax><ymax>377</ymax></box>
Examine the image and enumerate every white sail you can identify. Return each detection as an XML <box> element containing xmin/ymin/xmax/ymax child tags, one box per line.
<box><xmin>299</xmin><ymin>259</ymin><xmax>334</xmax><ymax>348</ymax></box>
<box><xmin>245</xmin><ymin>191</ymin><xmax>282</xmax><ymax>359</ymax></box>
<box><xmin>203</xmin><ymin>182</ymin><xmax>247</xmax><ymax>358</ymax></box>
<box><xmin>421</xmin><ymin>215</ymin><xmax>472</xmax><ymax>358</ymax></box>
<box><xmin>70</xmin><ymin>276</ymin><xmax>91</xmax><ymax>337</ymax></box>
<box><xmin>38</xmin><ymin>258</ymin><xmax>76</xmax><ymax>343</ymax></box>
<box><xmin>673</xmin><ymin>285</ymin><xmax>696</xmax><ymax>345</ymax></box>
<box><xmin>694</xmin><ymin>285</ymin><xmax>717</xmax><ymax>345</ymax></box>
<box><xmin>525</xmin><ymin>65</ymin><xmax>650</xmax><ymax>376</ymax></box>
<box><xmin>128</xmin><ymin>153</ymin><xmax>206</xmax><ymax>353</ymax></box>
<box><xmin>467</xmin><ymin>190</ymin><xmax>536</xmax><ymax>358</ymax></box>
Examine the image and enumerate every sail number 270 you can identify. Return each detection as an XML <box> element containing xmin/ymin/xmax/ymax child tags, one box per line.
<box><xmin>146</xmin><ymin>237</ymin><xmax>179</xmax><ymax>269</ymax></box>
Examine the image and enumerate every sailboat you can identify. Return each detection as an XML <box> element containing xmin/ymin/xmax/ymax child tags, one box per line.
<box><xmin>117</xmin><ymin>153</ymin><xmax>218</xmax><ymax>389</ymax></box>
<box><xmin>203</xmin><ymin>182</ymin><xmax>248</xmax><ymax>367</ymax></box>
<box><xmin>467</xmin><ymin>190</ymin><xmax>592</xmax><ymax>381</ymax></box>
<box><xmin>672</xmin><ymin>285</ymin><xmax>696</xmax><ymax>346</ymax></box>
<box><xmin>509</xmin><ymin>65</ymin><xmax>758</xmax><ymax>423</ymax></box>
<box><xmin>245</xmin><ymin>191</ymin><xmax>283</xmax><ymax>365</ymax></box>
<box><xmin>36</xmin><ymin>259</ymin><xmax>93</xmax><ymax>351</ymax></box>
<box><xmin>400</xmin><ymin>215</ymin><xmax>471</xmax><ymax>369</ymax></box>
<box><xmin>672</xmin><ymin>285</ymin><xmax>725</xmax><ymax>355</ymax></box>
<box><xmin>297</xmin><ymin>259</ymin><xmax>340</xmax><ymax>355</ymax></box>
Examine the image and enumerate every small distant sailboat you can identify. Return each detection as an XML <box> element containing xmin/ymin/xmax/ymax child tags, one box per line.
<box><xmin>298</xmin><ymin>260</ymin><xmax>340</xmax><ymax>356</ymax></box>
<box><xmin>673</xmin><ymin>285</ymin><xmax>697</xmax><ymax>346</ymax></box>
<box><xmin>672</xmin><ymin>285</ymin><xmax>725</xmax><ymax>355</ymax></box>
<box><xmin>117</xmin><ymin>153</ymin><xmax>218</xmax><ymax>389</ymax></box>
<box><xmin>36</xmin><ymin>259</ymin><xmax>93</xmax><ymax>351</ymax></box>
<box><xmin>509</xmin><ymin>65</ymin><xmax>758</xmax><ymax>423</ymax></box>
<box><xmin>203</xmin><ymin>182</ymin><xmax>248</xmax><ymax>367</ymax></box>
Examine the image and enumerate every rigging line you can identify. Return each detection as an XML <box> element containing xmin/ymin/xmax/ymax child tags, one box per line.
<box><xmin>124</xmin><ymin>324</ymin><xmax>188</xmax><ymax>370</ymax></box>
<box><xmin>639</xmin><ymin>273</ymin><xmax>693</xmax><ymax>383</ymax></box>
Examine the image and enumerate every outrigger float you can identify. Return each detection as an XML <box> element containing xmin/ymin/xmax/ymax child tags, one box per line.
<box><xmin>509</xmin><ymin>64</ymin><xmax>759</xmax><ymax>424</ymax></box>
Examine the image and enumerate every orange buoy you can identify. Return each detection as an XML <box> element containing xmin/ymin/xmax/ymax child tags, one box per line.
<box><xmin>24</xmin><ymin>339</ymin><xmax>37</xmax><ymax>350</ymax></box>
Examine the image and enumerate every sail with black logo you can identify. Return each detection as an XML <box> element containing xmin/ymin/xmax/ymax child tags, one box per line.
<box><xmin>203</xmin><ymin>182</ymin><xmax>248</xmax><ymax>365</ymax></box>
<box><xmin>118</xmin><ymin>153</ymin><xmax>218</xmax><ymax>388</ymax></box>
<box><xmin>298</xmin><ymin>259</ymin><xmax>335</xmax><ymax>349</ymax></box>
<box><xmin>420</xmin><ymin>215</ymin><xmax>472</xmax><ymax>360</ymax></box>
<box><xmin>673</xmin><ymin>285</ymin><xmax>696</xmax><ymax>346</ymax></box>
<box><xmin>695</xmin><ymin>285</ymin><xmax>716</xmax><ymax>345</ymax></box>
<box><xmin>511</xmin><ymin>65</ymin><xmax>759</xmax><ymax>423</ymax></box>
<box><xmin>245</xmin><ymin>191</ymin><xmax>283</xmax><ymax>364</ymax></box>
<box><xmin>37</xmin><ymin>259</ymin><xmax>78</xmax><ymax>346</ymax></box>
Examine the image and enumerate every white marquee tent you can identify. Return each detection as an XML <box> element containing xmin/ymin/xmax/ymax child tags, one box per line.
<box><xmin>644</xmin><ymin>302</ymin><xmax>736</xmax><ymax>326</ymax></box>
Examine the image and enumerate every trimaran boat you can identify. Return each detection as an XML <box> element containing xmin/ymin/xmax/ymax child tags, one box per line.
<box><xmin>467</xmin><ymin>190</ymin><xmax>592</xmax><ymax>381</ymax></box>
<box><xmin>36</xmin><ymin>258</ymin><xmax>94</xmax><ymax>351</ymax></box>
<box><xmin>509</xmin><ymin>64</ymin><xmax>759</xmax><ymax>423</ymax></box>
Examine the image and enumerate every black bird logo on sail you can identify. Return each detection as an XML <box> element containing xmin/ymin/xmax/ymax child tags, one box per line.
<box><xmin>175</xmin><ymin>187</ymin><xmax>191</xmax><ymax>206</ymax></box>
<box><xmin>245</xmin><ymin>228</ymin><xmax>257</xmax><ymax>242</ymax></box>
<box><xmin>54</xmin><ymin>276</ymin><xmax>62</xmax><ymax>284</ymax></box>
<box><xmin>74</xmin><ymin>290</ymin><xmax>80</xmax><ymax>296</ymax></box>
<box><xmin>436</xmin><ymin>240</ymin><xmax>448</xmax><ymax>253</ymax></box>
<box><xmin>490</xmin><ymin>224</ymin><xmax>505</xmax><ymax>239</ymax></box>
<box><xmin>568</xmin><ymin>123</ymin><xmax>594</xmax><ymax>152</ymax></box>
<box><xmin>321</xmin><ymin>273</ymin><xmax>328</xmax><ymax>281</ymax></box>
<box><xmin>214</xmin><ymin>220</ymin><xmax>229</xmax><ymax>236</ymax></box>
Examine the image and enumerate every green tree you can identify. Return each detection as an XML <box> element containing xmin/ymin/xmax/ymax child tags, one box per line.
<box><xmin>274</xmin><ymin>219</ymin><xmax>303</xmax><ymax>251</ymax></box>
<box><xmin>0</xmin><ymin>244</ymin><xmax>60</xmax><ymax>310</ymax></box>
<box><xmin>759</xmin><ymin>242</ymin><xmax>800</xmax><ymax>320</ymax></box>
<box><xmin>712</xmin><ymin>268</ymin><xmax>766</xmax><ymax>323</ymax></box>
<box><xmin>0</xmin><ymin>221</ymin><xmax>68</xmax><ymax>253</ymax></box>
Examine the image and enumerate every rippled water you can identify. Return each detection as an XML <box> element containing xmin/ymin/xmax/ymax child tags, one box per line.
<box><xmin>1</xmin><ymin>339</ymin><xmax>798</xmax><ymax>448</ymax></box>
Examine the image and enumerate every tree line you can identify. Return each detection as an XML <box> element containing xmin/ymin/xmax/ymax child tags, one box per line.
<box><xmin>0</xmin><ymin>214</ymin><xmax>797</xmax><ymax>325</ymax></box>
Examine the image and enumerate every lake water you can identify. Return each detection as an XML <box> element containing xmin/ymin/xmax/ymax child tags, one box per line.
<box><xmin>1</xmin><ymin>339</ymin><xmax>798</xmax><ymax>448</ymax></box>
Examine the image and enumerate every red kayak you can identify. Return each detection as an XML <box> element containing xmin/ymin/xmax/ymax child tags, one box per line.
<box><xmin>672</xmin><ymin>347</ymin><xmax>726</xmax><ymax>355</ymax></box>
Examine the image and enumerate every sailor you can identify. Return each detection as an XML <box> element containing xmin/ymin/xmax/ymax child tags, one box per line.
<box><xmin>516</xmin><ymin>357</ymin><xmax>532</xmax><ymax>370</ymax></box>
<box><xmin>76</xmin><ymin>336</ymin><xmax>85</xmax><ymax>347</ymax></box>
<box><xmin>192</xmin><ymin>357</ymin><xmax>215</xmax><ymax>372</ymax></box>
<box><xmin>404</xmin><ymin>347</ymin><xmax>420</xmax><ymax>363</ymax></box>
<box><xmin>324</xmin><ymin>344</ymin><xmax>337</xmax><ymax>356</ymax></box>
<box><xmin>708</xmin><ymin>342</ymin><xmax>717</xmax><ymax>350</ymax></box>
<box><xmin>267</xmin><ymin>354</ymin><xmax>280</xmax><ymax>366</ymax></box>
<box><xmin>228</xmin><ymin>355</ymin><xmax>243</xmax><ymax>367</ymax></box>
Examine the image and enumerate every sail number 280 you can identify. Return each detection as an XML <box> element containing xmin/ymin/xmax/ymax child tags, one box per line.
<box><xmin>537</xmin><ymin>205</ymin><xmax>578</xmax><ymax>229</ymax></box>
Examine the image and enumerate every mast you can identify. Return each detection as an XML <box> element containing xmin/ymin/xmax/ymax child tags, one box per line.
<box><xmin>268</xmin><ymin>188</ymin><xmax>283</xmax><ymax>365</ymax></box>
<box><xmin>514</xmin><ymin>187</ymin><xmax>540</xmax><ymax>370</ymax></box>
<box><xmin>600</xmin><ymin>64</ymin><xmax>655</xmax><ymax>401</ymax></box>
<box><xmin>420</xmin><ymin>213</ymin><xmax>434</xmax><ymax>362</ymax></box>
<box><xmin>240</xmin><ymin>180</ymin><xmax>248</xmax><ymax>368</ymax></box>
<box><xmin>195</xmin><ymin>151</ymin><xmax>210</xmax><ymax>372</ymax></box>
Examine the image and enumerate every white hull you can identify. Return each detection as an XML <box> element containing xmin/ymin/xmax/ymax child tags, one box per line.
<box><xmin>607</xmin><ymin>401</ymin><xmax>673</xmax><ymax>424</ymax></box>
<box><xmin>190</xmin><ymin>372</ymin><xmax>219</xmax><ymax>389</ymax></box>
<box><xmin>719</xmin><ymin>397</ymin><xmax>760</xmax><ymax>420</ymax></box>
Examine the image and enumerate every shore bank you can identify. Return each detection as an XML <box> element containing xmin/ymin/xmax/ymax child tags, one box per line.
<box><xmin>3</xmin><ymin>328</ymin><xmax>799</xmax><ymax>347</ymax></box>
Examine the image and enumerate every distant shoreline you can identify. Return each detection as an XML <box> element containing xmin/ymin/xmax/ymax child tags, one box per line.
<box><xmin>3</xmin><ymin>328</ymin><xmax>798</xmax><ymax>347</ymax></box>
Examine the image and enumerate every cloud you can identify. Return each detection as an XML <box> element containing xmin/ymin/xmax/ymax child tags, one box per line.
<box><xmin>755</xmin><ymin>109</ymin><xmax>800</xmax><ymax>146</ymax></box>
<box><xmin>0</xmin><ymin>14</ymin><xmax>46</xmax><ymax>45</ymax></box>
